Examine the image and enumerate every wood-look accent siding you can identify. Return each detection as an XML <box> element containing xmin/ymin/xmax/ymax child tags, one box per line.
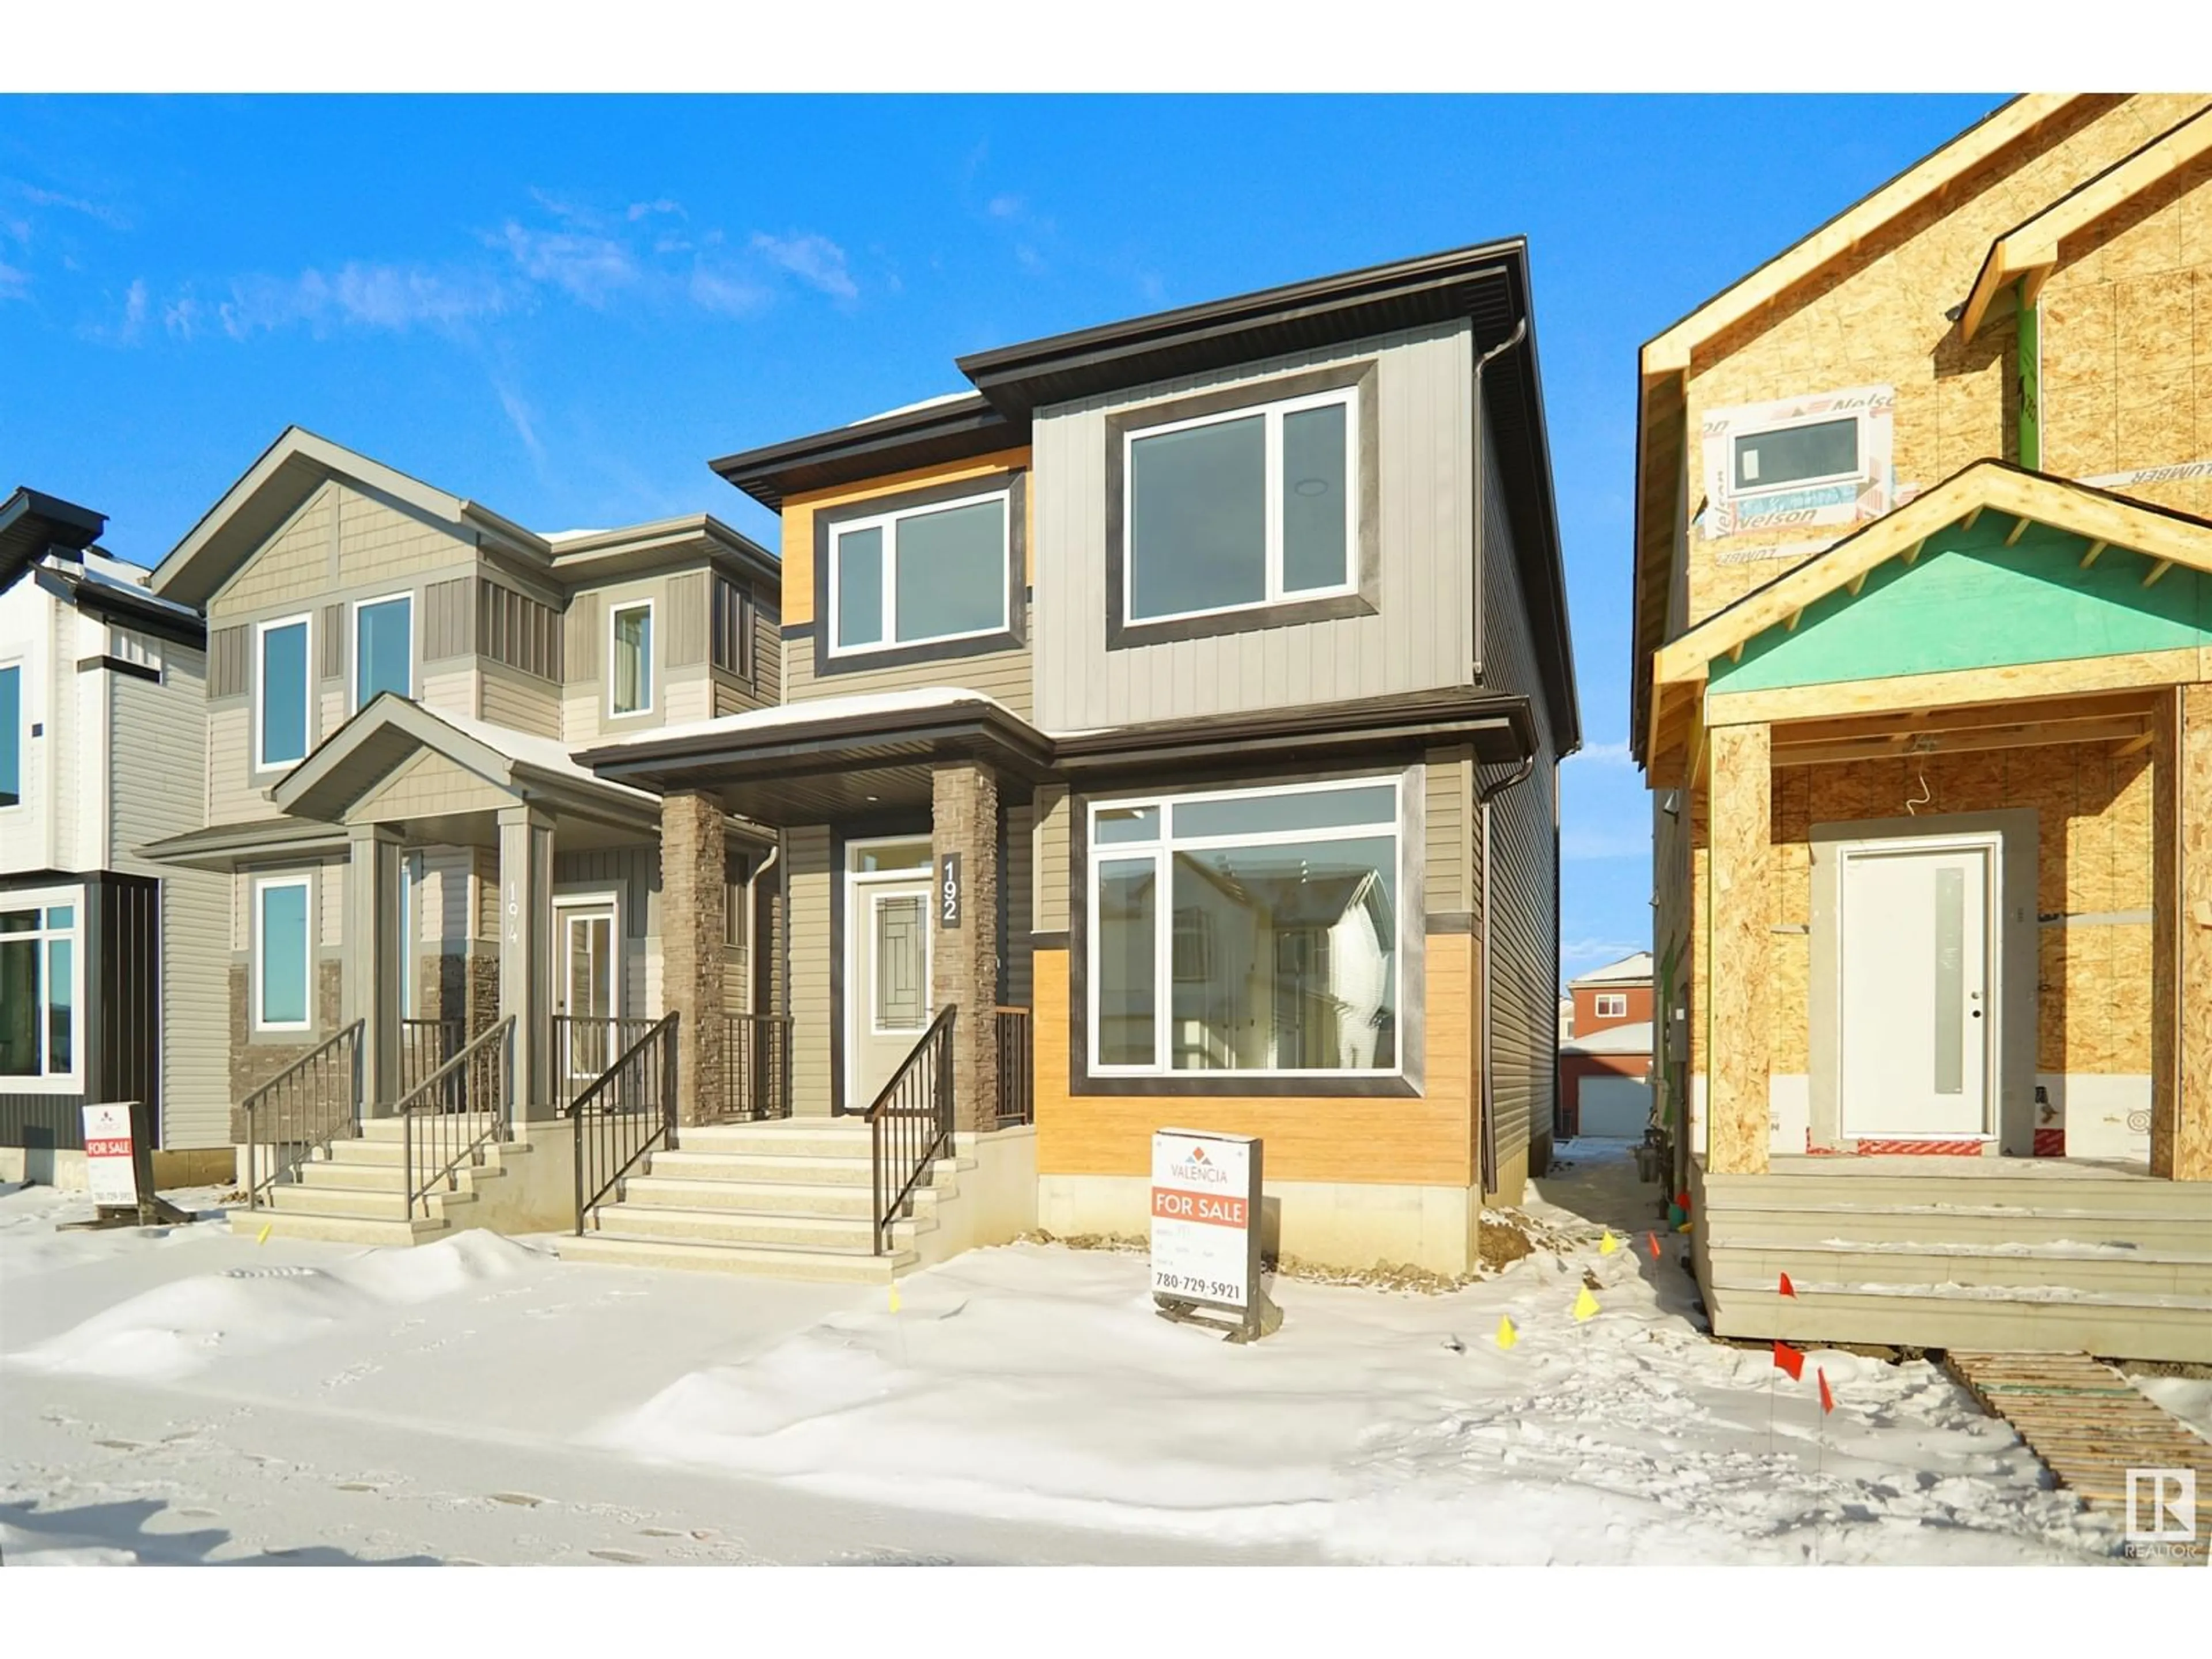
<box><xmin>1032</xmin><ymin>323</ymin><xmax>1474</xmax><ymax>732</ymax></box>
<box><xmin>785</xmin><ymin>600</ymin><xmax>1035</xmax><ymax>717</ymax></box>
<box><xmin>787</xmin><ymin>827</ymin><xmax>834</xmax><ymax>1115</ymax></box>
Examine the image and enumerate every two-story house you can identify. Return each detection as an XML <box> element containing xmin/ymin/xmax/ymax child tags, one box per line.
<box><xmin>139</xmin><ymin>431</ymin><xmax>784</xmax><ymax>1240</ymax></box>
<box><xmin>2</xmin><ymin>487</ymin><xmax>225</xmax><ymax>1184</ymax></box>
<box><xmin>579</xmin><ymin>240</ymin><xmax>1580</xmax><ymax>1279</ymax></box>
<box><xmin>1632</xmin><ymin>94</ymin><xmax>2212</xmax><ymax>1361</ymax></box>
<box><xmin>1557</xmin><ymin>950</ymin><xmax>1654</xmax><ymax>1139</ymax></box>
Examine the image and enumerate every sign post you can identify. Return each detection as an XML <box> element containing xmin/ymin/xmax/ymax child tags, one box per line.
<box><xmin>1149</xmin><ymin>1128</ymin><xmax>1279</xmax><ymax>1343</ymax></box>
<box><xmin>64</xmin><ymin>1101</ymin><xmax>189</xmax><ymax>1230</ymax></box>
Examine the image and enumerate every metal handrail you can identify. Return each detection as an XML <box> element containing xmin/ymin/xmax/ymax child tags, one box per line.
<box><xmin>241</xmin><ymin>1019</ymin><xmax>365</xmax><ymax>1207</ymax></box>
<box><xmin>994</xmin><ymin>1005</ymin><xmax>1033</xmax><ymax>1128</ymax></box>
<box><xmin>868</xmin><ymin>1006</ymin><xmax>957</xmax><ymax>1256</ymax></box>
<box><xmin>400</xmin><ymin>1018</ymin><xmax>465</xmax><ymax>1096</ymax></box>
<box><xmin>566</xmin><ymin>1012</ymin><xmax>680</xmax><ymax>1234</ymax></box>
<box><xmin>718</xmin><ymin>1012</ymin><xmax>794</xmax><ymax>1122</ymax></box>
<box><xmin>397</xmin><ymin>1016</ymin><xmax>515</xmax><ymax>1221</ymax></box>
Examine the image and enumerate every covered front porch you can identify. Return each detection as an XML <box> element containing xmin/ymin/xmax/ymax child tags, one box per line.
<box><xmin>1647</xmin><ymin>463</ymin><xmax>2212</xmax><ymax>1360</ymax></box>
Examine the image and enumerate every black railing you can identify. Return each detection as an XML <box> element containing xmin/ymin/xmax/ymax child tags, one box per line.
<box><xmin>551</xmin><ymin>1015</ymin><xmax>661</xmax><ymax>1111</ymax></box>
<box><xmin>400</xmin><ymin>1018</ymin><xmax>465</xmax><ymax>1097</ymax></box>
<box><xmin>994</xmin><ymin>1006</ymin><xmax>1033</xmax><ymax>1128</ymax></box>
<box><xmin>718</xmin><ymin>1012</ymin><xmax>793</xmax><ymax>1122</ymax></box>
<box><xmin>567</xmin><ymin>1012</ymin><xmax>680</xmax><ymax>1234</ymax></box>
<box><xmin>397</xmin><ymin>1017</ymin><xmax>515</xmax><ymax>1221</ymax></box>
<box><xmin>242</xmin><ymin>1020</ymin><xmax>365</xmax><ymax>1207</ymax></box>
<box><xmin>869</xmin><ymin>1006</ymin><xmax>957</xmax><ymax>1256</ymax></box>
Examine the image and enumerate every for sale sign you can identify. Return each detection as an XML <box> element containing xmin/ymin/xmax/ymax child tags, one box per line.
<box><xmin>81</xmin><ymin>1103</ymin><xmax>143</xmax><ymax>1209</ymax></box>
<box><xmin>1150</xmin><ymin>1128</ymin><xmax>1269</xmax><ymax>1337</ymax></box>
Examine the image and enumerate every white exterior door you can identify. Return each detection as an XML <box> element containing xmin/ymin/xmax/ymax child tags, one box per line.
<box><xmin>558</xmin><ymin>902</ymin><xmax>618</xmax><ymax>1084</ymax></box>
<box><xmin>1839</xmin><ymin>839</ymin><xmax>1994</xmax><ymax>1139</ymax></box>
<box><xmin>845</xmin><ymin>838</ymin><xmax>935</xmax><ymax>1112</ymax></box>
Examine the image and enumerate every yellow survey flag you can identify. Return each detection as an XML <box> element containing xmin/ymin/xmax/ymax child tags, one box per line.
<box><xmin>257</xmin><ymin>1224</ymin><xmax>271</xmax><ymax>1245</ymax></box>
<box><xmin>888</xmin><ymin>1282</ymin><xmax>902</xmax><ymax>1313</ymax></box>
<box><xmin>1677</xmin><ymin>1219</ymin><xmax>1694</xmax><ymax>1234</ymax></box>
<box><xmin>1599</xmin><ymin>1230</ymin><xmax>1621</xmax><ymax>1256</ymax></box>
<box><xmin>1573</xmin><ymin>1285</ymin><xmax>1600</xmax><ymax>1322</ymax></box>
<box><xmin>1495</xmin><ymin>1315</ymin><xmax>1518</xmax><ymax>1350</ymax></box>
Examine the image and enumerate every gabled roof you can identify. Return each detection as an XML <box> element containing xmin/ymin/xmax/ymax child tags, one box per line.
<box><xmin>1961</xmin><ymin>102</ymin><xmax>2212</xmax><ymax>339</ymax></box>
<box><xmin>1570</xmin><ymin>950</ymin><xmax>1653</xmax><ymax>987</ymax></box>
<box><xmin>153</xmin><ymin>427</ymin><xmax>548</xmax><ymax>609</ymax></box>
<box><xmin>1563</xmin><ymin>1020</ymin><xmax>1654</xmax><ymax>1058</ymax></box>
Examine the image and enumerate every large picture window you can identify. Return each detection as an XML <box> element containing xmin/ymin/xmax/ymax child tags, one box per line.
<box><xmin>0</xmin><ymin>898</ymin><xmax>79</xmax><ymax>1085</ymax></box>
<box><xmin>254</xmin><ymin>874</ymin><xmax>313</xmax><ymax>1033</ymax></box>
<box><xmin>353</xmin><ymin>593</ymin><xmax>414</xmax><ymax>709</ymax></box>
<box><xmin>0</xmin><ymin>662</ymin><xmax>20</xmax><ymax>809</ymax></box>
<box><xmin>256</xmin><ymin>614</ymin><xmax>312</xmax><ymax>770</ymax></box>
<box><xmin>1123</xmin><ymin>386</ymin><xmax>1356</xmax><ymax>626</ymax></box>
<box><xmin>1088</xmin><ymin>779</ymin><xmax>1401</xmax><ymax>1077</ymax></box>
<box><xmin>829</xmin><ymin>488</ymin><xmax>1010</xmax><ymax>656</ymax></box>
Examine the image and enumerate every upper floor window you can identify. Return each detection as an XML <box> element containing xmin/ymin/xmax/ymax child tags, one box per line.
<box><xmin>711</xmin><ymin>576</ymin><xmax>755</xmax><ymax>680</ymax></box>
<box><xmin>256</xmin><ymin>614</ymin><xmax>312</xmax><ymax>770</ymax></box>
<box><xmin>1124</xmin><ymin>386</ymin><xmax>1356</xmax><ymax>625</ymax></box>
<box><xmin>1727</xmin><ymin>415</ymin><xmax>1863</xmax><ymax>501</ymax></box>
<box><xmin>1593</xmin><ymin>993</ymin><xmax>1628</xmax><ymax>1020</ymax></box>
<box><xmin>353</xmin><ymin>593</ymin><xmax>414</xmax><ymax>709</ymax></box>
<box><xmin>0</xmin><ymin>662</ymin><xmax>20</xmax><ymax>809</ymax></box>
<box><xmin>830</xmin><ymin>488</ymin><xmax>1011</xmax><ymax>656</ymax></box>
<box><xmin>610</xmin><ymin>601</ymin><xmax>653</xmax><ymax>715</ymax></box>
<box><xmin>0</xmin><ymin>898</ymin><xmax>78</xmax><ymax>1085</ymax></box>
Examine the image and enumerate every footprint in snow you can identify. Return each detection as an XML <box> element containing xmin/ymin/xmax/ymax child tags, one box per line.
<box><xmin>335</xmin><ymin>1482</ymin><xmax>381</xmax><ymax>1493</ymax></box>
<box><xmin>489</xmin><ymin>1491</ymin><xmax>547</xmax><ymax>1508</ymax></box>
<box><xmin>589</xmin><ymin>1548</ymin><xmax>650</xmax><ymax>1565</ymax></box>
<box><xmin>95</xmin><ymin>1438</ymin><xmax>149</xmax><ymax>1452</ymax></box>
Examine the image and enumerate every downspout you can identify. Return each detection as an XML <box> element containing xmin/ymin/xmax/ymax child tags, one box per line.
<box><xmin>743</xmin><ymin>835</ymin><xmax>781</xmax><ymax>1017</ymax></box>
<box><xmin>1475</xmin><ymin>753</ymin><xmax>1536</xmax><ymax>1196</ymax></box>
<box><xmin>1471</xmin><ymin>318</ymin><xmax>1529</xmax><ymax>686</ymax></box>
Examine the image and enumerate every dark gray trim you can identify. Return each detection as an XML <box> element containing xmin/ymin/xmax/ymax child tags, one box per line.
<box><xmin>810</xmin><ymin>469</ymin><xmax>1027</xmax><ymax>679</ymax></box>
<box><xmin>32</xmin><ymin>566</ymin><xmax>206</xmax><ymax>650</ymax></box>
<box><xmin>1104</xmin><ymin>361</ymin><xmax>1380</xmax><ymax>651</ymax></box>
<box><xmin>77</xmin><ymin>653</ymin><xmax>162</xmax><ymax>684</ymax></box>
<box><xmin>1426</xmin><ymin>911</ymin><xmax>1475</xmax><ymax>934</ymax></box>
<box><xmin>711</xmin><ymin>395</ymin><xmax>1026</xmax><ymax>514</ymax></box>
<box><xmin>1029</xmin><ymin>929</ymin><xmax>1071</xmax><ymax>952</ymax></box>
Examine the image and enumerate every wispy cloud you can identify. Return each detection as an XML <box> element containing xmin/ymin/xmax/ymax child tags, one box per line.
<box><xmin>17</xmin><ymin>183</ymin><xmax>129</xmax><ymax>230</ymax></box>
<box><xmin>627</xmin><ymin>198</ymin><xmax>685</xmax><ymax>222</ymax></box>
<box><xmin>0</xmin><ymin>261</ymin><xmax>28</xmax><ymax>302</ymax></box>
<box><xmin>688</xmin><ymin>264</ymin><xmax>770</xmax><ymax>317</ymax></box>
<box><xmin>204</xmin><ymin>262</ymin><xmax>512</xmax><ymax>340</ymax></box>
<box><xmin>986</xmin><ymin>194</ymin><xmax>1024</xmax><ymax>219</ymax></box>
<box><xmin>1571</xmin><ymin>740</ymin><xmax>1635</xmax><ymax>768</ymax></box>
<box><xmin>749</xmin><ymin>230</ymin><xmax>857</xmax><ymax>300</ymax></box>
<box><xmin>494</xmin><ymin>381</ymin><xmax>546</xmax><ymax>464</ymax></box>
<box><xmin>1562</xmin><ymin>936</ymin><xmax>1649</xmax><ymax>972</ymax></box>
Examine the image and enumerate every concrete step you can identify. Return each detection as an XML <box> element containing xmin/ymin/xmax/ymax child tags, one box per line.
<box><xmin>618</xmin><ymin>1174</ymin><xmax>950</xmax><ymax>1216</ymax></box>
<box><xmin>1704</xmin><ymin>1204</ymin><xmax>2212</xmax><ymax>1253</ymax></box>
<box><xmin>297</xmin><ymin>1157</ymin><xmax>507</xmax><ymax>1194</ymax></box>
<box><xmin>1703</xmin><ymin>1170</ymin><xmax>2212</xmax><ymax>1215</ymax></box>
<box><xmin>358</xmin><ymin>1114</ymin><xmax>506</xmax><ymax>1143</ymax></box>
<box><xmin>225</xmin><ymin>1207</ymin><xmax>449</xmax><ymax>1247</ymax></box>
<box><xmin>554</xmin><ymin>1232</ymin><xmax>915</xmax><ymax>1283</ymax></box>
<box><xmin>266</xmin><ymin>1184</ymin><xmax>477</xmax><ymax>1221</ymax></box>
<box><xmin>1705</xmin><ymin>1279</ymin><xmax>2212</xmax><ymax>1364</ymax></box>
<box><xmin>677</xmin><ymin>1123</ymin><xmax>874</xmax><ymax>1160</ymax></box>
<box><xmin>640</xmin><ymin>1149</ymin><xmax>966</xmax><ymax>1188</ymax></box>
<box><xmin>590</xmin><ymin>1203</ymin><xmax>929</xmax><ymax>1251</ymax></box>
<box><xmin>1711</xmin><ymin>1239</ymin><xmax>2212</xmax><ymax>1299</ymax></box>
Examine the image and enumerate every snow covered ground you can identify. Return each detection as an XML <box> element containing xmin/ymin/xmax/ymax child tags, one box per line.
<box><xmin>0</xmin><ymin>1148</ymin><xmax>2163</xmax><ymax>1566</ymax></box>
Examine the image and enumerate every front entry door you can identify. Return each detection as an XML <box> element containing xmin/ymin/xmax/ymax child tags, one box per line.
<box><xmin>845</xmin><ymin>838</ymin><xmax>934</xmax><ymax>1112</ymax></box>
<box><xmin>1839</xmin><ymin>839</ymin><xmax>1994</xmax><ymax>1139</ymax></box>
<box><xmin>558</xmin><ymin>903</ymin><xmax>618</xmax><ymax>1086</ymax></box>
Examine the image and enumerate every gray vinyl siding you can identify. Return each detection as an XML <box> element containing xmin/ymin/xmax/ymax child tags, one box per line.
<box><xmin>109</xmin><ymin>641</ymin><xmax>232</xmax><ymax>1149</ymax></box>
<box><xmin>479</xmin><ymin>661</ymin><xmax>560</xmax><ymax>738</ymax></box>
<box><xmin>787</xmin><ymin>827</ymin><xmax>834</xmax><ymax>1116</ymax></box>
<box><xmin>1032</xmin><ymin>786</ymin><xmax>1069</xmax><ymax>934</ymax></box>
<box><xmin>1031</xmin><ymin>321</ymin><xmax>1474</xmax><ymax>732</ymax></box>
<box><xmin>1474</xmin><ymin>420</ymin><xmax>1561</xmax><ymax>1185</ymax></box>
<box><xmin>785</xmin><ymin>599</ymin><xmax>1035</xmax><ymax>718</ymax></box>
<box><xmin>1423</xmin><ymin>746</ymin><xmax>1475</xmax><ymax>918</ymax></box>
<box><xmin>1003</xmin><ymin>803</ymin><xmax>1034</xmax><ymax>1007</ymax></box>
<box><xmin>554</xmin><ymin>844</ymin><xmax>662</xmax><ymax>1020</ymax></box>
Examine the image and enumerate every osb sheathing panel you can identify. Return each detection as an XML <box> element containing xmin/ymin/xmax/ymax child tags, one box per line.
<box><xmin>2152</xmin><ymin>692</ymin><xmax>2180</xmax><ymax>1174</ymax></box>
<box><xmin>1706</xmin><ymin>725</ymin><xmax>1771</xmax><ymax>1175</ymax></box>
<box><xmin>1681</xmin><ymin>95</ymin><xmax>2212</xmax><ymax>629</ymax></box>
<box><xmin>2171</xmin><ymin>684</ymin><xmax>2212</xmax><ymax>1179</ymax></box>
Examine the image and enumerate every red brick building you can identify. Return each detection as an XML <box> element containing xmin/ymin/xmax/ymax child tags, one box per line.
<box><xmin>1558</xmin><ymin>952</ymin><xmax>1653</xmax><ymax>1138</ymax></box>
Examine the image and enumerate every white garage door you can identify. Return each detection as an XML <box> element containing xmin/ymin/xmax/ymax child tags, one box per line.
<box><xmin>1578</xmin><ymin>1075</ymin><xmax>1652</xmax><ymax>1139</ymax></box>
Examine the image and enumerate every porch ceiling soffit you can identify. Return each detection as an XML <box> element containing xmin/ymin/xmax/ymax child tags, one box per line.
<box><xmin>1961</xmin><ymin>100</ymin><xmax>2212</xmax><ymax>339</ymax></box>
<box><xmin>1051</xmin><ymin>688</ymin><xmax>1537</xmax><ymax>778</ymax></box>
<box><xmin>1630</xmin><ymin>94</ymin><xmax>2087</xmax><ymax>763</ymax></box>
<box><xmin>1649</xmin><ymin>461</ymin><xmax>2212</xmax><ymax>766</ymax></box>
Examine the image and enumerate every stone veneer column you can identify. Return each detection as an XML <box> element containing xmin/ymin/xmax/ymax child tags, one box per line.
<box><xmin>931</xmin><ymin>762</ymin><xmax>1001</xmax><ymax>1134</ymax></box>
<box><xmin>497</xmin><ymin>805</ymin><xmax>555</xmax><ymax>1123</ymax></box>
<box><xmin>661</xmin><ymin>790</ymin><xmax>726</xmax><ymax>1127</ymax></box>
<box><xmin>346</xmin><ymin>824</ymin><xmax>403</xmax><ymax>1115</ymax></box>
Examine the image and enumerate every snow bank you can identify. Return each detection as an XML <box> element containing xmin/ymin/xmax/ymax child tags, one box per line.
<box><xmin>593</xmin><ymin>1242</ymin><xmax>2119</xmax><ymax>1565</ymax></box>
<box><xmin>0</xmin><ymin>1520</ymin><xmax>139</xmax><ymax>1566</ymax></box>
<box><xmin>8</xmin><ymin>1231</ymin><xmax>546</xmax><ymax>1385</ymax></box>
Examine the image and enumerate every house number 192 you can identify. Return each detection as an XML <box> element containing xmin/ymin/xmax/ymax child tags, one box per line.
<box><xmin>938</xmin><ymin>853</ymin><xmax>961</xmax><ymax>929</ymax></box>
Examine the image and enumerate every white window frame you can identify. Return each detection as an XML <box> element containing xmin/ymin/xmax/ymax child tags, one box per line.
<box><xmin>826</xmin><ymin>486</ymin><xmax>1013</xmax><ymax>659</ymax></box>
<box><xmin>252</xmin><ymin>873</ymin><xmax>315</xmax><ymax>1035</ymax></box>
<box><xmin>1086</xmin><ymin>774</ymin><xmax>1403</xmax><ymax>1080</ymax></box>
<box><xmin>607</xmin><ymin>599</ymin><xmax>655</xmax><ymax>718</ymax></box>
<box><xmin>350</xmin><ymin>591</ymin><xmax>415</xmax><ymax>712</ymax></box>
<box><xmin>1122</xmin><ymin>384</ymin><xmax>1359</xmax><ymax>627</ymax></box>
<box><xmin>0</xmin><ymin>885</ymin><xmax>85</xmax><ymax>1092</ymax></box>
<box><xmin>253</xmin><ymin>612</ymin><xmax>314</xmax><ymax>772</ymax></box>
<box><xmin>1721</xmin><ymin>408</ymin><xmax>1870</xmax><ymax>505</ymax></box>
<box><xmin>1593</xmin><ymin>993</ymin><xmax>1628</xmax><ymax>1020</ymax></box>
<box><xmin>0</xmin><ymin>658</ymin><xmax>23</xmax><ymax>815</ymax></box>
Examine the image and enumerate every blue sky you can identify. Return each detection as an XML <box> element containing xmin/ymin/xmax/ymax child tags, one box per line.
<box><xmin>1</xmin><ymin>94</ymin><xmax>2008</xmax><ymax>981</ymax></box>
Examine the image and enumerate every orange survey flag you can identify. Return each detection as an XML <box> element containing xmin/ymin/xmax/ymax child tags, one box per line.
<box><xmin>1646</xmin><ymin>1232</ymin><xmax>1661</xmax><ymax>1259</ymax></box>
<box><xmin>1818</xmin><ymin>1368</ymin><xmax>1835</xmax><ymax>1414</ymax></box>
<box><xmin>1772</xmin><ymin>1340</ymin><xmax>1804</xmax><ymax>1381</ymax></box>
<box><xmin>1778</xmin><ymin>1272</ymin><xmax>1796</xmax><ymax>1298</ymax></box>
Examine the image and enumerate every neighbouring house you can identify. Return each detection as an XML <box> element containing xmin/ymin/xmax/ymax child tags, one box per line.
<box><xmin>579</xmin><ymin>238</ymin><xmax>1580</xmax><ymax>1278</ymax></box>
<box><xmin>1557</xmin><ymin>950</ymin><xmax>1654</xmax><ymax>1138</ymax></box>
<box><xmin>1632</xmin><ymin>94</ymin><xmax>2212</xmax><ymax>1361</ymax></box>
<box><xmin>1</xmin><ymin>487</ymin><xmax>227</xmax><ymax>1184</ymax></box>
<box><xmin>139</xmin><ymin>431</ymin><xmax>786</xmax><ymax>1241</ymax></box>
<box><xmin>1557</xmin><ymin>994</ymin><xmax>1574</xmax><ymax>1043</ymax></box>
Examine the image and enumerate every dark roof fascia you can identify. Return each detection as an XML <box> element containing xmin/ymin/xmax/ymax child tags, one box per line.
<box><xmin>581</xmin><ymin>703</ymin><xmax>1058</xmax><ymax>793</ymax></box>
<box><xmin>1052</xmin><ymin>690</ymin><xmax>1539</xmax><ymax>776</ymax></box>
<box><xmin>709</xmin><ymin>396</ymin><xmax>1028</xmax><ymax>513</ymax></box>
<box><xmin>2</xmin><ymin>487</ymin><xmax>108</xmax><ymax>592</ymax></box>
<box><xmin>34</xmin><ymin>566</ymin><xmax>207</xmax><ymax>650</ymax></box>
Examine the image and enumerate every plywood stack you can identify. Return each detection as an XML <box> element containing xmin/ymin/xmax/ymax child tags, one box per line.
<box><xmin>1946</xmin><ymin>1349</ymin><xmax>2212</xmax><ymax>1565</ymax></box>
